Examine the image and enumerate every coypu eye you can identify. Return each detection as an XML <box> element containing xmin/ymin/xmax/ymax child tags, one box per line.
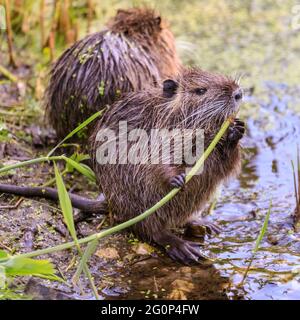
<box><xmin>193</xmin><ymin>88</ymin><xmax>207</xmax><ymax>95</ymax></box>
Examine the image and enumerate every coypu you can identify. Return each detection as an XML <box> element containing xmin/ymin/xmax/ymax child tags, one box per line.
<box><xmin>89</xmin><ymin>67</ymin><xmax>245</xmax><ymax>263</ymax></box>
<box><xmin>45</xmin><ymin>7</ymin><xmax>180</xmax><ymax>141</ymax></box>
<box><xmin>0</xmin><ymin>67</ymin><xmax>244</xmax><ymax>264</ymax></box>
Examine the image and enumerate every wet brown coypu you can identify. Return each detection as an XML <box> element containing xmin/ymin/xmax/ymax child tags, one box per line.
<box><xmin>44</xmin><ymin>7</ymin><xmax>180</xmax><ymax>141</ymax></box>
<box><xmin>0</xmin><ymin>67</ymin><xmax>245</xmax><ymax>264</ymax></box>
<box><xmin>89</xmin><ymin>67</ymin><xmax>245</xmax><ymax>264</ymax></box>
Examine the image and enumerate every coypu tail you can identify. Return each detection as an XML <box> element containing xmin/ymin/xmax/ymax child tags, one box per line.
<box><xmin>0</xmin><ymin>184</ymin><xmax>107</xmax><ymax>214</ymax></box>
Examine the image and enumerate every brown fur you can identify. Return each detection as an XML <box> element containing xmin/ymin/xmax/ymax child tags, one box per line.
<box><xmin>89</xmin><ymin>67</ymin><xmax>243</xmax><ymax>262</ymax></box>
<box><xmin>44</xmin><ymin>7</ymin><xmax>180</xmax><ymax>141</ymax></box>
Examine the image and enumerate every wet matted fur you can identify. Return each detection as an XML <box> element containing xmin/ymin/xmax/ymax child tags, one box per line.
<box><xmin>44</xmin><ymin>7</ymin><xmax>180</xmax><ymax>141</ymax></box>
<box><xmin>89</xmin><ymin>67</ymin><xmax>244</xmax><ymax>263</ymax></box>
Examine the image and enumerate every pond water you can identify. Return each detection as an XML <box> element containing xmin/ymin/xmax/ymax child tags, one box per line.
<box><xmin>210</xmin><ymin>82</ymin><xmax>300</xmax><ymax>300</ymax></box>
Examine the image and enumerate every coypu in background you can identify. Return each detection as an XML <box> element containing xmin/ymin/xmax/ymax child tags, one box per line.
<box><xmin>44</xmin><ymin>7</ymin><xmax>181</xmax><ymax>141</ymax></box>
<box><xmin>90</xmin><ymin>67</ymin><xmax>245</xmax><ymax>264</ymax></box>
<box><xmin>0</xmin><ymin>67</ymin><xmax>244</xmax><ymax>264</ymax></box>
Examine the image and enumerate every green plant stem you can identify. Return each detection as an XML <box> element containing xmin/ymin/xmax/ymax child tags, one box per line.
<box><xmin>47</xmin><ymin>109</ymin><xmax>105</xmax><ymax>157</ymax></box>
<box><xmin>0</xmin><ymin>156</ymin><xmax>64</xmax><ymax>174</ymax></box>
<box><xmin>240</xmin><ymin>201</ymin><xmax>272</xmax><ymax>285</ymax></box>
<box><xmin>0</xmin><ymin>118</ymin><xmax>232</xmax><ymax>262</ymax></box>
<box><xmin>292</xmin><ymin>160</ymin><xmax>298</xmax><ymax>206</ymax></box>
<box><xmin>42</xmin><ymin>169</ymin><xmax>68</xmax><ymax>187</ymax></box>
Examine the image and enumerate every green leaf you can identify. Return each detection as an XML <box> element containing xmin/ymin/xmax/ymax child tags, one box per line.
<box><xmin>47</xmin><ymin>109</ymin><xmax>105</xmax><ymax>157</ymax></box>
<box><xmin>35</xmin><ymin>273</ymin><xmax>65</xmax><ymax>283</ymax></box>
<box><xmin>0</xmin><ymin>265</ymin><xmax>6</xmax><ymax>288</ymax></box>
<box><xmin>63</xmin><ymin>156</ymin><xmax>96</xmax><ymax>183</ymax></box>
<box><xmin>0</xmin><ymin>255</ymin><xmax>64</xmax><ymax>282</ymax></box>
<box><xmin>66</xmin><ymin>153</ymin><xmax>91</xmax><ymax>173</ymax></box>
<box><xmin>3</xmin><ymin>257</ymin><xmax>55</xmax><ymax>276</ymax></box>
<box><xmin>0</xmin><ymin>250</ymin><xmax>9</xmax><ymax>260</ymax></box>
<box><xmin>72</xmin><ymin>153</ymin><xmax>91</xmax><ymax>163</ymax></box>
<box><xmin>54</xmin><ymin>163</ymin><xmax>78</xmax><ymax>246</ymax></box>
<box><xmin>253</xmin><ymin>201</ymin><xmax>272</xmax><ymax>253</ymax></box>
<box><xmin>0</xmin><ymin>255</ymin><xmax>64</xmax><ymax>281</ymax></box>
<box><xmin>54</xmin><ymin>165</ymin><xmax>98</xmax><ymax>298</ymax></box>
<box><xmin>73</xmin><ymin>239</ymin><xmax>98</xmax><ymax>283</ymax></box>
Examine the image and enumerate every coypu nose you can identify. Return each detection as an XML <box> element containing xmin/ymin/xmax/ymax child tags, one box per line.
<box><xmin>233</xmin><ymin>88</ymin><xmax>243</xmax><ymax>102</ymax></box>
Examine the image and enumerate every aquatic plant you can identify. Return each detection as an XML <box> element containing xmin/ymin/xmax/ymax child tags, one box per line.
<box><xmin>292</xmin><ymin>146</ymin><xmax>300</xmax><ymax>229</ymax></box>
<box><xmin>240</xmin><ymin>202</ymin><xmax>272</xmax><ymax>285</ymax></box>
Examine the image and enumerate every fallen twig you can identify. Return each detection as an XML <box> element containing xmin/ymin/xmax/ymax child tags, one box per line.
<box><xmin>0</xmin><ymin>64</ymin><xmax>18</xmax><ymax>83</ymax></box>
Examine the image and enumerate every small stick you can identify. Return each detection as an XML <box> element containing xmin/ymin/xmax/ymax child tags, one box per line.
<box><xmin>40</xmin><ymin>0</ymin><xmax>45</xmax><ymax>49</ymax></box>
<box><xmin>0</xmin><ymin>242</ymin><xmax>12</xmax><ymax>252</ymax></box>
<box><xmin>96</xmin><ymin>216</ymin><xmax>107</xmax><ymax>230</ymax></box>
<box><xmin>46</xmin><ymin>220</ymin><xmax>68</xmax><ymax>238</ymax></box>
<box><xmin>0</xmin><ymin>184</ymin><xmax>106</xmax><ymax>213</ymax></box>
<box><xmin>47</xmin><ymin>0</ymin><xmax>60</xmax><ymax>61</ymax></box>
<box><xmin>65</xmin><ymin>255</ymin><xmax>76</xmax><ymax>272</ymax></box>
<box><xmin>0</xmin><ymin>197</ymin><xmax>23</xmax><ymax>209</ymax></box>
<box><xmin>0</xmin><ymin>64</ymin><xmax>18</xmax><ymax>82</ymax></box>
<box><xmin>153</xmin><ymin>276</ymin><xmax>159</xmax><ymax>292</ymax></box>
<box><xmin>87</xmin><ymin>0</ymin><xmax>93</xmax><ymax>33</ymax></box>
<box><xmin>4</xmin><ymin>0</ymin><xmax>16</xmax><ymax>67</ymax></box>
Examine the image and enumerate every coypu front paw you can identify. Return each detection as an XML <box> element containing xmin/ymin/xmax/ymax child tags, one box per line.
<box><xmin>227</xmin><ymin>118</ymin><xmax>245</xmax><ymax>146</ymax></box>
<box><xmin>169</xmin><ymin>173</ymin><xmax>186</xmax><ymax>189</ymax></box>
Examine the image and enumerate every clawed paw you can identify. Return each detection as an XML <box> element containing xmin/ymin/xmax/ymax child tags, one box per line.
<box><xmin>227</xmin><ymin>118</ymin><xmax>245</xmax><ymax>145</ymax></box>
<box><xmin>166</xmin><ymin>240</ymin><xmax>205</xmax><ymax>265</ymax></box>
<box><xmin>169</xmin><ymin>173</ymin><xmax>186</xmax><ymax>189</ymax></box>
<box><xmin>185</xmin><ymin>219</ymin><xmax>222</xmax><ymax>238</ymax></box>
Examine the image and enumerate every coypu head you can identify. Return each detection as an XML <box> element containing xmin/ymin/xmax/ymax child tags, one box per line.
<box><xmin>107</xmin><ymin>7</ymin><xmax>180</xmax><ymax>78</ymax></box>
<box><xmin>161</xmin><ymin>68</ymin><xmax>243</xmax><ymax>130</ymax></box>
<box><xmin>108</xmin><ymin>8</ymin><xmax>164</xmax><ymax>38</ymax></box>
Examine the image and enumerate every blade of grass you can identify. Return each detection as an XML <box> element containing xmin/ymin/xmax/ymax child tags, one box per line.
<box><xmin>73</xmin><ymin>239</ymin><xmax>98</xmax><ymax>283</ymax></box>
<box><xmin>62</xmin><ymin>156</ymin><xmax>96</xmax><ymax>183</ymax></box>
<box><xmin>253</xmin><ymin>201</ymin><xmax>272</xmax><ymax>253</ymax></box>
<box><xmin>47</xmin><ymin>109</ymin><xmax>105</xmax><ymax>157</ymax></box>
<box><xmin>297</xmin><ymin>145</ymin><xmax>300</xmax><ymax>207</ymax></box>
<box><xmin>54</xmin><ymin>162</ymin><xmax>78</xmax><ymax>246</ymax></box>
<box><xmin>292</xmin><ymin>160</ymin><xmax>299</xmax><ymax>206</ymax></box>
<box><xmin>0</xmin><ymin>155</ymin><xmax>95</xmax><ymax>184</ymax></box>
<box><xmin>53</xmin><ymin>163</ymin><xmax>99</xmax><ymax>299</ymax></box>
<box><xmin>292</xmin><ymin>146</ymin><xmax>300</xmax><ymax>228</ymax></box>
<box><xmin>0</xmin><ymin>156</ymin><xmax>64</xmax><ymax>174</ymax></box>
<box><xmin>240</xmin><ymin>201</ymin><xmax>272</xmax><ymax>285</ymax></box>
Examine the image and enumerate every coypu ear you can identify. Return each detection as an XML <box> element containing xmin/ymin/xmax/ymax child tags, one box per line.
<box><xmin>163</xmin><ymin>79</ymin><xmax>178</xmax><ymax>98</ymax></box>
<box><xmin>155</xmin><ymin>16</ymin><xmax>161</xmax><ymax>26</ymax></box>
<box><xmin>116</xmin><ymin>9</ymin><xmax>126</xmax><ymax>15</ymax></box>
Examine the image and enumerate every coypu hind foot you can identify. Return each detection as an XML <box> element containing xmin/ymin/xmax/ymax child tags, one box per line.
<box><xmin>153</xmin><ymin>232</ymin><xmax>205</xmax><ymax>264</ymax></box>
<box><xmin>227</xmin><ymin>118</ymin><xmax>245</xmax><ymax>146</ymax></box>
